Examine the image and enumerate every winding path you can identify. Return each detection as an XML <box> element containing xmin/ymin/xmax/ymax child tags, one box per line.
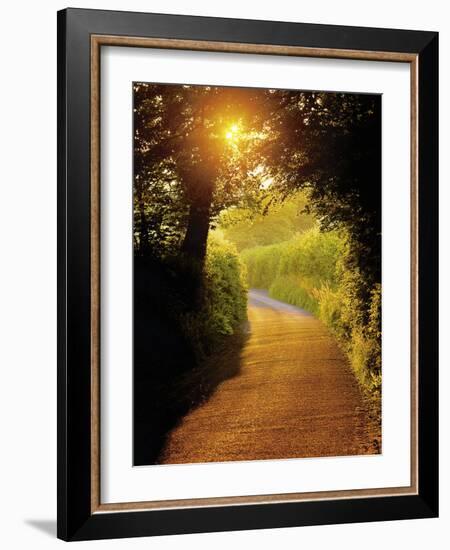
<box><xmin>159</xmin><ymin>289</ymin><xmax>376</xmax><ymax>464</ymax></box>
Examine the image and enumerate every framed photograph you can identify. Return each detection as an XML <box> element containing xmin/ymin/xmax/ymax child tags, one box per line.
<box><xmin>57</xmin><ymin>8</ymin><xmax>438</xmax><ymax>541</ymax></box>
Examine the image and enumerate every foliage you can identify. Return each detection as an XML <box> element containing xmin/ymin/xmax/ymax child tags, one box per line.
<box><xmin>243</xmin><ymin>227</ymin><xmax>342</xmax><ymax>288</ymax></box>
<box><xmin>178</xmin><ymin>233</ymin><xmax>248</xmax><ymax>357</ymax></box>
<box><xmin>219</xmin><ymin>191</ymin><xmax>315</xmax><ymax>251</ymax></box>
<box><xmin>261</xmin><ymin>91</ymin><xmax>382</xmax><ymax>295</ymax></box>
<box><xmin>270</xmin><ymin>276</ymin><xmax>321</xmax><ymax>316</ymax></box>
<box><xmin>133</xmin><ymin>82</ymin><xmax>269</xmax><ymax>261</ymax></box>
<box><xmin>134</xmin><ymin>84</ymin><xmax>381</xmax><ymax>293</ymax></box>
<box><xmin>133</xmin><ymin>81</ymin><xmax>382</xmax><ymax>392</ymax></box>
<box><xmin>240</xmin><ymin>242</ymin><xmax>284</xmax><ymax>289</ymax></box>
<box><xmin>242</xmin><ymin>229</ymin><xmax>381</xmax><ymax>398</ymax></box>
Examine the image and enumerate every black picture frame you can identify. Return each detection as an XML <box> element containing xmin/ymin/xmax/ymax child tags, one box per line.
<box><xmin>57</xmin><ymin>7</ymin><xmax>438</xmax><ymax>541</ymax></box>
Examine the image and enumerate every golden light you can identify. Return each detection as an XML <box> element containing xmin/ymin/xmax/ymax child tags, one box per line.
<box><xmin>225</xmin><ymin>123</ymin><xmax>241</xmax><ymax>141</ymax></box>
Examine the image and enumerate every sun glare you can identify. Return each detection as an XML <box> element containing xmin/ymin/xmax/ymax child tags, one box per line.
<box><xmin>225</xmin><ymin>123</ymin><xmax>241</xmax><ymax>141</ymax></box>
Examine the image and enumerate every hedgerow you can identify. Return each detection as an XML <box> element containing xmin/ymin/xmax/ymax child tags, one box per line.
<box><xmin>241</xmin><ymin>228</ymin><xmax>381</xmax><ymax>399</ymax></box>
<box><xmin>179</xmin><ymin>233</ymin><xmax>248</xmax><ymax>357</ymax></box>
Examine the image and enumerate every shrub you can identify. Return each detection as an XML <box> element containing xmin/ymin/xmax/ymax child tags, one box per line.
<box><xmin>269</xmin><ymin>275</ymin><xmax>320</xmax><ymax>315</ymax></box>
<box><xmin>241</xmin><ymin>243</ymin><xmax>284</xmax><ymax>289</ymax></box>
<box><xmin>203</xmin><ymin>233</ymin><xmax>248</xmax><ymax>337</ymax></box>
<box><xmin>180</xmin><ymin>233</ymin><xmax>248</xmax><ymax>357</ymax></box>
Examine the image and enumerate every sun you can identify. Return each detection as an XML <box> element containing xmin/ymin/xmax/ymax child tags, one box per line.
<box><xmin>225</xmin><ymin>123</ymin><xmax>241</xmax><ymax>141</ymax></box>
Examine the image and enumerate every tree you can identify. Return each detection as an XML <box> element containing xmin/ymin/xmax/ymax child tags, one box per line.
<box><xmin>134</xmin><ymin>83</ymin><xmax>268</xmax><ymax>264</ymax></box>
<box><xmin>261</xmin><ymin>90</ymin><xmax>381</xmax><ymax>289</ymax></box>
<box><xmin>134</xmin><ymin>84</ymin><xmax>381</xmax><ymax>315</ymax></box>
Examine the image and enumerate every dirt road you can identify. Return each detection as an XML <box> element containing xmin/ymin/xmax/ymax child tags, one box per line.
<box><xmin>159</xmin><ymin>289</ymin><xmax>377</xmax><ymax>464</ymax></box>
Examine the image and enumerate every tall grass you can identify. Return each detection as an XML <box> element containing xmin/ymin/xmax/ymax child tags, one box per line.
<box><xmin>241</xmin><ymin>228</ymin><xmax>381</xmax><ymax>399</ymax></box>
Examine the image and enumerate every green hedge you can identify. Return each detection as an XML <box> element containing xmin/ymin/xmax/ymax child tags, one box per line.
<box><xmin>242</xmin><ymin>228</ymin><xmax>381</xmax><ymax>398</ymax></box>
<box><xmin>180</xmin><ymin>233</ymin><xmax>248</xmax><ymax>357</ymax></box>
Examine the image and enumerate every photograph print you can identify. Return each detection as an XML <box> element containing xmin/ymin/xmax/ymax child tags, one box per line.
<box><xmin>133</xmin><ymin>82</ymin><xmax>382</xmax><ymax>466</ymax></box>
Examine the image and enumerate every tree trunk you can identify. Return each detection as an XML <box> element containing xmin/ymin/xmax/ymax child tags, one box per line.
<box><xmin>179</xmin><ymin>177</ymin><xmax>214</xmax><ymax>309</ymax></box>
<box><xmin>181</xmin><ymin>181</ymin><xmax>213</xmax><ymax>267</ymax></box>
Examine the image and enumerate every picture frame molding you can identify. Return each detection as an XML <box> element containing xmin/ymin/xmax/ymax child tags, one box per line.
<box><xmin>58</xmin><ymin>7</ymin><xmax>438</xmax><ymax>541</ymax></box>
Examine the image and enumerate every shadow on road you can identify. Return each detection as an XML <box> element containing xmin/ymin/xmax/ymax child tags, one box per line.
<box><xmin>133</xmin><ymin>258</ymin><xmax>249</xmax><ymax>466</ymax></box>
